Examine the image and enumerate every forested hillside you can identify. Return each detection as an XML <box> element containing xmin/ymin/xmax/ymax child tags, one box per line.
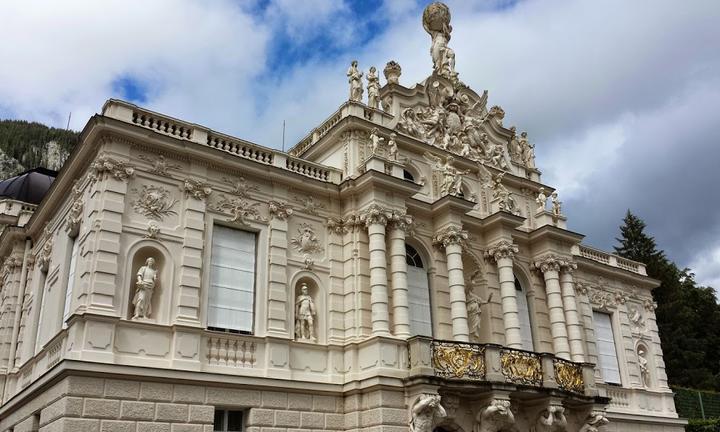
<box><xmin>0</xmin><ymin>119</ymin><xmax>79</xmax><ymax>178</ymax></box>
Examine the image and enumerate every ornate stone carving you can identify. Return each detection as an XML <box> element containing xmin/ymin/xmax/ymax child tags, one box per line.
<box><xmin>579</xmin><ymin>412</ymin><xmax>609</xmax><ymax>432</ymax></box>
<box><xmin>91</xmin><ymin>155</ymin><xmax>135</xmax><ymax>181</ymax></box>
<box><xmin>145</xmin><ymin>221</ymin><xmax>160</xmax><ymax>239</ymax></box>
<box><xmin>383</xmin><ymin>60</ymin><xmax>401</xmax><ymax>85</ymax></box>
<box><xmin>534</xmin><ymin>254</ymin><xmax>564</xmax><ymax>273</ymax></box>
<box><xmin>431</xmin><ymin>340</ymin><xmax>485</xmax><ymax>380</ymax></box>
<box><xmin>554</xmin><ymin>358</ymin><xmax>584</xmax><ymax>393</ymax></box>
<box><xmin>36</xmin><ymin>235</ymin><xmax>53</xmax><ymax>272</ymax></box>
<box><xmin>637</xmin><ymin>345</ymin><xmax>650</xmax><ymax>387</ymax></box>
<box><xmin>64</xmin><ymin>198</ymin><xmax>83</xmax><ymax>234</ymax></box>
<box><xmin>326</xmin><ymin>216</ymin><xmax>353</xmax><ymax>235</ymax></box>
<box><xmin>475</xmin><ymin>400</ymin><xmax>515</xmax><ymax>432</ymax></box>
<box><xmin>290</xmin><ymin>223</ymin><xmax>324</xmax><ymax>269</ymax></box>
<box><xmin>367</xmin><ymin>66</ymin><xmax>380</xmax><ymax>109</ymax></box>
<box><xmin>410</xmin><ymin>394</ymin><xmax>446</xmax><ymax>432</ymax></box>
<box><xmin>536</xmin><ymin>187</ymin><xmax>548</xmax><ymax>213</ymax></box>
<box><xmin>628</xmin><ymin>305</ymin><xmax>646</xmax><ymax>334</ymax></box>
<box><xmin>533</xmin><ymin>406</ymin><xmax>567</xmax><ymax>432</ymax></box>
<box><xmin>423</xmin><ymin>2</ymin><xmax>456</xmax><ymax>81</ymax></box>
<box><xmin>432</xmin><ymin>225</ymin><xmax>469</xmax><ymax>249</ymax></box>
<box><xmin>358</xmin><ymin>204</ymin><xmax>393</xmax><ymax>227</ymax></box>
<box><xmin>484</xmin><ymin>240</ymin><xmax>518</xmax><ymax>263</ymax></box>
<box><xmin>268</xmin><ymin>200</ymin><xmax>293</xmax><ymax>221</ymax></box>
<box><xmin>347</xmin><ymin>60</ymin><xmax>363</xmax><ymax>102</ymax></box>
<box><xmin>369</xmin><ymin>127</ymin><xmax>385</xmax><ymax>156</ymax></box>
<box><xmin>440</xmin><ymin>394</ymin><xmax>460</xmax><ymax>418</ymax></box>
<box><xmin>551</xmin><ymin>191</ymin><xmax>562</xmax><ymax>217</ymax></box>
<box><xmin>138</xmin><ymin>154</ymin><xmax>181</xmax><ymax>176</ymax></box>
<box><xmin>465</xmin><ymin>270</ymin><xmax>492</xmax><ymax>340</ymax></box>
<box><xmin>132</xmin><ymin>257</ymin><xmax>157</xmax><ymax>319</ymax></box>
<box><xmin>131</xmin><ymin>185</ymin><xmax>179</xmax><ymax>220</ymax></box>
<box><xmin>294</xmin><ymin>195</ymin><xmax>326</xmax><ymax>216</ymax></box>
<box><xmin>210</xmin><ymin>194</ymin><xmax>265</xmax><ymax>225</ymax></box>
<box><xmin>489</xmin><ymin>172</ymin><xmax>519</xmax><ymax>214</ymax></box>
<box><xmin>387</xmin><ymin>133</ymin><xmax>399</xmax><ymax>161</ymax></box>
<box><xmin>500</xmin><ymin>348</ymin><xmax>542</xmax><ymax>385</ymax></box>
<box><xmin>643</xmin><ymin>298</ymin><xmax>657</xmax><ymax>311</ymax></box>
<box><xmin>424</xmin><ymin>153</ymin><xmax>469</xmax><ymax>197</ymax></box>
<box><xmin>181</xmin><ymin>178</ymin><xmax>212</xmax><ymax>200</ymax></box>
<box><xmin>223</xmin><ymin>176</ymin><xmax>259</xmax><ymax>197</ymax></box>
<box><xmin>294</xmin><ymin>282</ymin><xmax>317</xmax><ymax>342</ymax></box>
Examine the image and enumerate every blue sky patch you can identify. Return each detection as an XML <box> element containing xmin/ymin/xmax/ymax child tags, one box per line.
<box><xmin>111</xmin><ymin>75</ymin><xmax>149</xmax><ymax>104</ymax></box>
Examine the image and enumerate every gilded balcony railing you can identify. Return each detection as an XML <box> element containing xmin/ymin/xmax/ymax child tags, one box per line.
<box><xmin>431</xmin><ymin>340</ymin><xmax>485</xmax><ymax>380</ymax></box>
<box><xmin>500</xmin><ymin>348</ymin><xmax>543</xmax><ymax>386</ymax></box>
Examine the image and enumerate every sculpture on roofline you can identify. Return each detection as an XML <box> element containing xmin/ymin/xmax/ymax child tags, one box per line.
<box><xmin>387</xmin><ymin>133</ymin><xmax>398</xmax><ymax>161</ymax></box>
<box><xmin>347</xmin><ymin>60</ymin><xmax>364</xmax><ymax>102</ymax></box>
<box><xmin>423</xmin><ymin>2</ymin><xmax>456</xmax><ymax>81</ymax></box>
<box><xmin>536</xmin><ymin>187</ymin><xmax>548</xmax><ymax>213</ymax></box>
<box><xmin>551</xmin><ymin>191</ymin><xmax>562</xmax><ymax>217</ymax></box>
<box><xmin>367</xmin><ymin>66</ymin><xmax>380</xmax><ymax>109</ymax></box>
<box><xmin>369</xmin><ymin>127</ymin><xmax>385</xmax><ymax>155</ymax></box>
<box><xmin>133</xmin><ymin>257</ymin><xmax>157</xmax><ymax>319</ymax></box>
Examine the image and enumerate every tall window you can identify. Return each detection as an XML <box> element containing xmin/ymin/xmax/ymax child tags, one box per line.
<box><xmin>515</xmin><ymin>278</ymin><xmax>534</xmax><ymax>351</ymax></box>
<box><xmin>62</xmin><ymin>236</ymin><xmax>80</xmax><ymax>329</ymax></box>
<box><xmin>208</xmin><ymin>225</ymin><xmax>256</xmax><ymax>333</ymax></box>
<box><xmin>34</xmin><ymin>268</ymin><xmax>49</xmax><ymax>351</ymax></box>
<box><xmin>214</xmin><ymin>410</ymin><xmax>243</xmax><ymax>432</ymax></box>
<box><xmin>406</xmin><ymin>244</ymin><xmax>432</xmax><ymax>336</ymax></box>
<box><xmin>593</xmin><ymin>311</ymin><xmax>621</xmax><ymax>384</ymax></box>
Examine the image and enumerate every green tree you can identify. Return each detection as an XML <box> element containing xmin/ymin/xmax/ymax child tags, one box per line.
<box><xmin>0</xmin><ymin>119</ymin><xmax>79</xmax><ymax>174</ymax></box>
<box><xmin>614</xmin><ymin>211</ymin><xmax>720</xmax><ymax>391</ymax></box>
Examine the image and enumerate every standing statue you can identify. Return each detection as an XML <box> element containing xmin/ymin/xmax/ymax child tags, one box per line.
<box><xmin>367</xmin><ymin>66</ymin><xmax>380</xmax><ymax>109</ymax></box>
<box><xmin>474</xmin><ymin>400</ymin><xmax>515</xmax><ymax>432</ymax></box>
<box><xmin>551</xmin><ymin>191</ymin><xmax>562</xmax><ymax>217</ymax></box>
<box><xmin>388</xmin><ymin>133</ymin><xmax>398</xmax><ymax>161</ymax></box>
<box><xmin>638</xmin><ymin>346</ymin><xmax>650</xmax><ymax>387</ymax></box>
<box><xmin>409</xmin><ymin>394</ymin><xmax>446</xmax><ymax>432</ymax></box>
<box><xmin>536</xmin><ymin>187</ymin><xmax>548</xmax><ymax>213</ymax></box>
<box><xmin>347</xmin><ymin>60</ymin><xmax>364</xmax><ymax>102</ymax></box>
<box><xmin>465</xmin><ymin>270</ymin><xmax>493</xmax><ymax>340</ymax></box>
<box><xmin>423</xmin><ymin>3</ymin><xmax>455</xmax><ymax>79</ymax></box>
<box><xmin>579</xmin><ymin>412</ymin><xmax>609</xmax><ymax>432</ymax></box>
<box><xmin>370</xmin><ymin>127</ymin><xmax>385</xmax><ymax>155</ymax></box>
<box><xmin>133</xmin><ymin>257</ymin><xmax>157</xmax><ymax>319</ymax></box>
<box><xmin>424</xmin><ymin>153</ymin><xmax>468</xmax><ymax>197</ymax></box>
<box><xmin>295</xmin><ymin>283</ymin><xmax>317</xmax><ymax>341</ymax></box>
<box><xmin>519</xmin><ymin>131</ymin><xmax>536</xmax><ymax>169</ymax></box>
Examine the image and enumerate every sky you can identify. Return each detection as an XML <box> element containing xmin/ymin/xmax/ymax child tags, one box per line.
<box><xmin>1</xmin><ymin>0</ymin><xmax>719</xmax><ymax>289</ymax></box>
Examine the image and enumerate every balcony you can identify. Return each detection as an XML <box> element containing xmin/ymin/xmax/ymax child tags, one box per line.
<box><xmin>408</xmin><ymin>337</ymin><xmax>599</xmax><ymax>398</ymax></box>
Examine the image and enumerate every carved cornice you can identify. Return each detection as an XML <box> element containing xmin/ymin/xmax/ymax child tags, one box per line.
<box><xmin>484</xmin><ymin>240</ymin><xmax>518</xmax><ymax>263</ymax></box>
<box><xmin>268</xmin><ymin>201</ymin><xmax>293</xmax><ymax>221</ymax></box>
<box><xmin>432</xmin><ymin>225</ymin><xmax>469</xmax><ymax>249</ymax></box>
<box><xmin>358</xmin><ymin>204</ymin><xmax>393</xmax><ymax>227</ymax></box>
<box><xmin>181</xmin><ymin>178</ymin><xmax>213</xmax><ymax>200</ymax></box>
<box><xmin>90</xmin><ymin>154</ymin><xmax>135</xmax><ymax>182</ymax></box>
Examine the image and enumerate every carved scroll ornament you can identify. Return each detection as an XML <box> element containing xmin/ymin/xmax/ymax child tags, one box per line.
<box><xmin>553</xmin><ymin>358</ymin><xmax>584</xmax><ymax>393</ymax></box>
<box><xmin>432</xmin><ymin>341</ymin><xmax>485</xmax><ymax>380</ymax></box>
<box><xmin>500</xmin><ymin>348</ymin><xmax>542</xmax><ymax>385</ymax></box>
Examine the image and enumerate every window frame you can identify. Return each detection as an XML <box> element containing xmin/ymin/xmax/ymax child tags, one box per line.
<box><xmin>213</xmin><ymin>409</ymin><xmax>244</xmax><ymax>432</ymax></box>
<box><xmin>593</xmin><ymin>310</ymin><xmax>622</xmax><ymax>385</ymax></box>
<box><xmin>514</xmin><ymin>277</ymin><xmax>535</xmax><ymax>352</ymax></box>
<box><xmin>62</xmin><ymin>234</ymin><xmax>80</xmax><ymax>329</ymax></box>
<box><xmin>405</xmin><ymin>244</ymin><xmax>433</xmax><ymax>337</ymax></box>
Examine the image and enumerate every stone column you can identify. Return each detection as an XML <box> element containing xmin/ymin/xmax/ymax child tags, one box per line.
<box><xmin>388</xmin><ymin>214</ymin><xmax>413</xmax><ymax>337</ymax></box>
<box><xmin>485</xmin><ymin>240</ymin><xmax>522</xmax><ymax>349</ymax></box>
<box><xmin>361</xmin><ymin>205</ymin><xmax>391</xmax><ymax>336</ymax></box>
<box><xmin>433</xmin><ymin>226</ymin><xmax>470</xmax><ymax>342</ymax></box>
<box><xmin>559</xmin><ymin>261</ymin><xmax>585</xmax><ymax>363</ymax></box>
<box><xmin>535</xmin><ymin>255</ymin><xmax>571</xmax><ymax>360</ymax></box>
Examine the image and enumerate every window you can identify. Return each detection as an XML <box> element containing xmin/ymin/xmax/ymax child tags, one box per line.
<box><xmin>593</xmin><ymin>311</ymin><xmax>622</xmax><ymax>384</ymax></box>
<box><xmin>214</xmin><ymin>410</ymin><xmax>243</xmax><ymax>432</ymax></box>
<box><xmin>208</xmin><ymin>225</ymin><xmax>256</xmax><ymax>333</ymax></box>
<box><xmin>515</xmin><ymin>278</ymin><xmax>534</xmax><ymax>351</ymax></box>
<box><xmin>62</xmin><ymin>236</ymin><xmax>80</xmax><ymax>329</ymax></box>
<box><xmin>34</xmin><ymin>269</ymin><xmax>49</xmax><ymax>351</ymax></box>
<box><xmin>406</xmin><ymin>244</ymin><xmax>432</xmax><ymax>336</ymax></box>
<box><xmin>403</xmin><ymin>169</ymin><xmax>415</xmax><ymax>182</ymax></box>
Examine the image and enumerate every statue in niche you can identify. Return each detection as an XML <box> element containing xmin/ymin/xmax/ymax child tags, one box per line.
<box><xmin>465</xmin><ymin>269</ymin><xmax>493</xmax><ymax>340</ymax></box>
<box><xmin>409</xmin><ymin>394</ymin><xmax>446</xmax><ymax>432</ymax></box>
<box><xmin>536</xmin><ymin>187</ymin><xmax>548</xmax><ymax>213</ymax></box>
<box><xmin>533</xmin><ymin>406</ymin><xmax>567</xmax><ymax>432</ymax></box>
<box><xmin>347</xmin><ymin>60</ymin><xmax>364</xmax><ymax>102</ymax></box>
<box><xmin>369</xmin><ymin>127</ymin><xmax>385</xmax><ymax>155</ymax></box>
<box><xmin>295</xmin><ymin>283</ymin><xmax>317</xmax><ymax>341</ymax></box>
<box><xmin>387</xmin><ymin>133</ymin><xmax>398</xmax><ymax>161</ymax></box>
<box><xmin>551</xmin><ymin>191</ymin><xmax>562</xmax><ymax>217</ymax></box>
<box><xmin>367</xmin><ymin>66</ymin><xmax>380</xmax><ymax>109</ymax></box>
<box><xmin>132</xmin><ymin>257</ymin><xmax>157</xmax><ymax>319</ymax></box>
<box><xmin>638</xmin><ymin>346</ymin><xmax>650</xmax><ymax>387</ymax></box>
<box><xmin>474</xmin><ymin>400</ymin><xmax>515</xmax><ymax>432</ymax></box>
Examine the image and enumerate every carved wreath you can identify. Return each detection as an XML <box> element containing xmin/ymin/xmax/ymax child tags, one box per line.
<box><xmin>131</xmin><ymin>185</ymin><xmax>178</xmax><ymax>220</ymax></box>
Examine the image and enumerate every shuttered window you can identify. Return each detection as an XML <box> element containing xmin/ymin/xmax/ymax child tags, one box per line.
<box><xmin>62</xmin><ymin>237</ymin><xmax>79</xmax><ymax>329</ymax></box>
<box><xmin>406</xmin><ymin>245</ymin><xmax>432</xmax><ymax>337</ymax></box>
<box><xmin>515</xmin><ymin>278</ymin><xmax>534</xmax><ymax>351</ymax></box>
<box><xmin>208</xmin><ymin>225</ymin><xmax>256</xmax><ymax>333</ymax></box>
<box><xmin>593</xmin><ymin>311</ymin><xmax>622</xmax><ymax>384</ymax></box>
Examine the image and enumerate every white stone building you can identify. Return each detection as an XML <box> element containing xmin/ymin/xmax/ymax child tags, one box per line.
<box><xmin>0</xmin><ymin>3</ymin><xmax>685</xmax><ymax>432</ymax></box>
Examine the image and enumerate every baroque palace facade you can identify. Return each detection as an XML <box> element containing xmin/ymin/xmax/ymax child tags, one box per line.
<box><xmin>0</xmin><ymin>3</ymin><xmax>684</xmax><ymax>432</ymax></box>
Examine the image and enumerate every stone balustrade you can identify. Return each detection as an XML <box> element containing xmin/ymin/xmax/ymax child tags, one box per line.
<box><xmin>575</xmin><ymin>244</ymin><xmax>647</xmax><ymax>276</ymax></box>
<box><xmin>408</xmin><ymin>337</ymin><xmax>597</xmax><ymax>397</ymax></box>
<box><xmin>101</xmin><ymin>99</ymin><xmax>343</xmax><ymax>184</ymax></box>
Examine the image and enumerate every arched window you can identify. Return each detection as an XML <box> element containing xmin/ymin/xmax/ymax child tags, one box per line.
<box><xmin>406</xmin><ymin>244</ymin><xmax>432</xmax><ymax>336</ymax></box>
<box><xmin>515</xmin><ymin>277</ymin><xmax>534</xmax><ymax>351</ymax></box>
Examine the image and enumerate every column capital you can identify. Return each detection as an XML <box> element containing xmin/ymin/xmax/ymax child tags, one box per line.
<box><xmin>432</xmin><ymin>225</ymin><xmax>469</xmax><ymax>249</ymax></box>
<box><xmin>359</xmin><ymin>204</ymin><xmax>393</xmax><ymax>227</ymax></box>
<box><xmin>484</xmin><ymin>240</ymin><xmax>519</xmax><ymax>263</ymax></box>
<box><xmin>533</xmin><ymin>254</ymin><xmax>572</xmax><ymax>273</ymax></box>
<box><xmin>388</xmin><ymin>210</ymin><xmax>415</xmax><ymax>234</ymax></box>
<box><xmin>560</xmin><ymin>260</ymin><xmax>577</xmax><ymax>273</ymax></box>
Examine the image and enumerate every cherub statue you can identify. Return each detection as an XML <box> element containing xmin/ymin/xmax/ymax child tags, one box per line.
<box><xmin>551</xmin><ymin>191</ymin><xmax>562</xmax><ymax>217</ymax></box>
<box><xmin>410</xmin><ymin>394</ymin><xmax>446</xmax><ymax>432</ymax></box>
<box><xmin>347</xmin><ymin>60</ymin><xmax>364</xmax><ymax>102</ymax></box>
<box><xmin>369</xmin><ymin>127</ymin><xmax>385</xmax><ymax>155</ymax></box>
<box><xmin>367</xmin><ymin>66</ymin><xmax>380</xmax><ymax>109</ymax></box>
<box><xmin>295</xmin><ymin>283</ymin><xmax>317</xmax><ymax>341</ymax></box>
<box><xmin>536</xmin><ymin>187</ymin><xmax>548</xmax><ymax>213</ymax></box>
<box><xmin>133</xmin><ymin>257</ymin><xmax>157</xmax><ymax>319</ymax></box>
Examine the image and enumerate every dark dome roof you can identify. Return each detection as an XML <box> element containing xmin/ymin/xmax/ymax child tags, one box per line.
<box><xmin>0</xmin><ymin>167</ymin><xmax>57</xmax><ymax>205</ymax></box>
